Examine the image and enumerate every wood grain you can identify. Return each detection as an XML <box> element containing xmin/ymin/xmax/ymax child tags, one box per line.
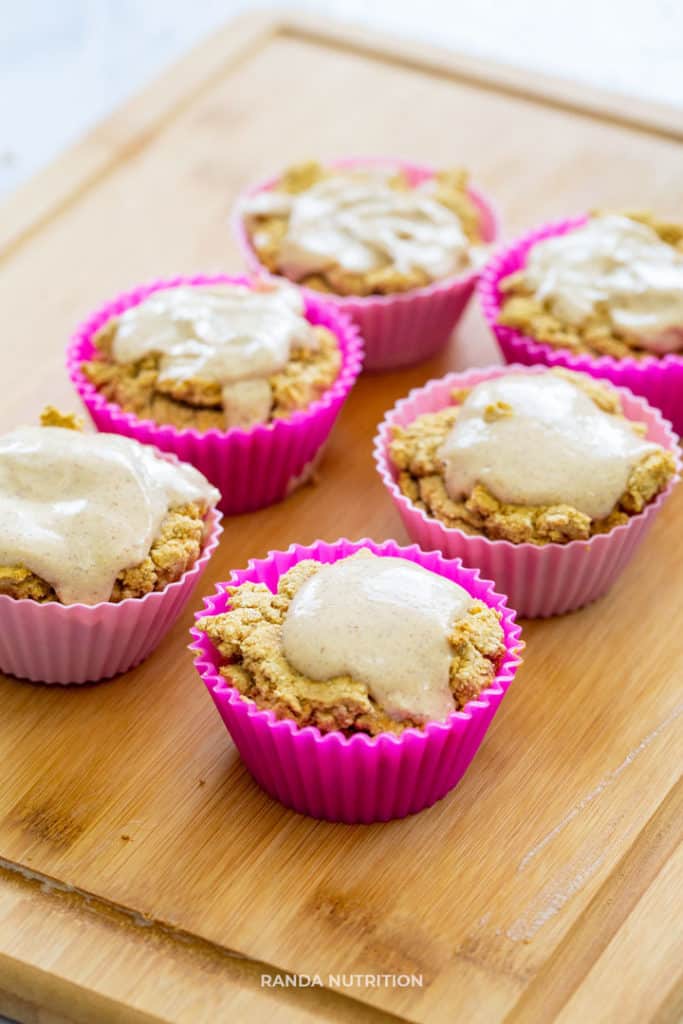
<box><xmin>0</xmin><ymin>867</ymin><xmax>397</xmax><ymax>1024</ymax></box>
<box><xmin>0</xmin><ymin>11</ymin><xmax>681</xmax><ymax>1024</ymax></box>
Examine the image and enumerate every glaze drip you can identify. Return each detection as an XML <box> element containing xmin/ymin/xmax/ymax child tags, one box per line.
<box><xmin>0</xmin><ymin>427</ymin><xmax>218</xmax><ymax>604</ymax></box>
<box><xmin>523</xmin><ymin>215</ymin><xmax>683</xmax><ymax>353</ymax></box>
<box><xmin>281</xmin><ymin>552</ymin><xmax>472</xmax><ymax>722</ymax></box>
<box><xmin>438</xmin><ymin>373</ymin><xmax>656</xmax><ymax>520</ymax></box>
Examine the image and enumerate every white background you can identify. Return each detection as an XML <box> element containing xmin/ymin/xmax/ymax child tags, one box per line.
<box><xmin>1</xmin><ymin>0</ymin><xmax>683</xmax><ymax>199</ymax></box>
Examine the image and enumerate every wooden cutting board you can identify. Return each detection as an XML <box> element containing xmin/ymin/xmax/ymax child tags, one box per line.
<box><xmin>0</xmin><ymin>11</ymin><xmax>682</xmax><ymax>1024</ymax></box>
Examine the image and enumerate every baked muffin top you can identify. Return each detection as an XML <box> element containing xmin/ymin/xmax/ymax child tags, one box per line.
<box><xmin>0</xmin><ymin>409</ymin><xmax>219</xmax><ymax>605</ymax></box>
<box><xmin>82</xmin><ymin>280</ymin><xmax>341</xmax><ymax>432</ymax></box>
<box><xmin>196</xmin><ymin>550</ymin><xmax>506</xmax><ymax>736</ymax></box>
<box><xmin>240</xmin><ymin>161</ymin><xmax>484</xmax><ymax>297</ymax></box>
<box><xmin>389</xmin><ymin>370</ymin><xmax>677</xmax><ymax>545</ymax></box>
<box><xmin>498</xmin><ymin>212</ymin><xmax>683</xmax><ymax>358</ymax></box>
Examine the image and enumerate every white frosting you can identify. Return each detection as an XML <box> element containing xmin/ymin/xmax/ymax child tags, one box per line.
<box><xmin>111</xmin><ymin>282</ymin><xmax>319</xmax><ymax>418</ymax></box>
<box><xmin>281</xmin><ymin>552</ymin><xmax>472</xmax><ymax>722</ymax></box>
<box><xmin>523</xmin><ymin>215</ymin><xmax>683</xmax><ymax>353</ymax></box>
<box><xmin>0</xmin><ymin>427</ymin><xmax>219</xmax><ymax>605</ymax></box>
<box><xmin>438</xmin><ymin>373</ymin><xmax>657</xmax><ymax>520</ymax></box>
<box><xmin>244</xmin><ymin>172</ymin><xmax>471</xmax><ymax>281</ymax></box>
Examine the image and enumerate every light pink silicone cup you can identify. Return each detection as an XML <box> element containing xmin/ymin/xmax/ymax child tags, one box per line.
<box><xmin>66</xmin><ymin>274</ymin><xmax>363</xmax><ymax>516</ymax></box>
<box><xmin>375</xmin><ymin>365</ymin><xmax>681</xmax><ymax>619</ymax></box>
<box><xmin>479</xmin><ymin>216</ymin><xmax>683</xmax><ymax>435</ymax></box>
<box><xmin>233</xmin><ymin>157</ymin><xmax>501</xmax><ymax>372</ymax></box>
<box><xmin>0</xmin><ymin>508</ymin><xmax>222</xmax><ymax>685</ymax></box>
<box><xmin>190</xmin><ymin>537</ymin><xmax>522</xmax><ymax>824</ymax></box>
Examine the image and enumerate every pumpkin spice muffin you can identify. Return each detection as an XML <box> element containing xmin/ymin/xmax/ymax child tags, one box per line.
<box><xmin>239</xmin><ymin>160</ymin><xmax>486</xmax><ymax>297</ymax></box>
<box><xmin>0</xmin><ymin>408</ymin><xmax>219</xmax><ymax>606</ymax></box>
<box><xmin>196</xmin><ymin>549</ymin><xmax>506</xmax><ymax>736</ymax></box>
<box><xmin>498</xmin><ymin>212</ymin><xmax>683</xmax><ymax>359</ymax></box>
<box><xmin>389</xmin><ymin>369</ymin><xmax>677</xmax><ymax>545</ymax></box>
<box><xmin>81</xmin><ymin>279</ymin><xmax>341</xmax><ymax>432</ymax></box>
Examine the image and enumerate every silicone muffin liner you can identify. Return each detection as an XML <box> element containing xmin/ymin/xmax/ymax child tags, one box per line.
<box><xmin>66</xmin><ymin>274</ymin><xmax>363</xmax><ymax>515</ymax></box>
<box><xmin>0</xmin><ymin>508</ymin><xmax>222</xmax><ymax>685</ymax></box>
<box><xmin>234</xmin><ymin>157</ymin><xmax>501</xmax><ymax>372</ymax></box>
<box><xmin>479</xmin><ymin>215</ymin><xmax>683</xmax><ymax>435</ymax></box>
<box><xmin>190</xmin><ymin>537</ymin><xmax>522</xmax><ymax>824</ymax></box>
<box><xmin>375</xmin><ymin>365</ymin><xmax>681</xmax><ymax>618</ymax></box>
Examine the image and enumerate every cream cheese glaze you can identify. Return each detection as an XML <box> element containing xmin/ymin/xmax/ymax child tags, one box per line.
<box><xmin>281</xmin><ymin>552</ymin><xmax>472</xmax><ymax>722</ymax></box>
<box><xmin>438</xmin><ymin>373</ymin><xmax>657</xmax><ymax>521</ymax></box>
<box><xmin>111</xmin><ymin>282</ymin><xmax>320</xmax><ymax>408</ymax></box>
<box><xmin>244</xmin><ymin>171</ymin><xmax>471</xmax><ymax>281</ymax></box>
<box><xmin>0</xmin><ymin>427</ymin><xmax>219</xmax><ymax>605</ymax></box>
<box><xmin>523</xmin><ymin>215</ymin><xmax>683</xmax><ymax>353</ymax></box>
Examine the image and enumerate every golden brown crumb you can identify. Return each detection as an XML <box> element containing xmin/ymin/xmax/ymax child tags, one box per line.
<box><xmin>498</xmin><ymin>211</ymin><xmax>683</xmax><ymax>358</ymax></box>
<box><xmin>389</xmin><ymin>369</ymin><xmax>676</xmax><ymax>545</ymax></box>
<box><xmin>243</xmin><ymin>161</ymin><xmax>483</xmax><ymax>297</ymax></box>
<box><xmin>196</xmin><ymin>554</ymin><xmax>506</xmax><ymax>736</ymax></box>
<box><xmin>81</xmin><ymin>321</ymin><xmax>341</xmax><ymax>433</ymax></box>
<box><xmin>40</xmin><ymin>406</ymin><xmax>84</xmax><ymax>431</ymax></box>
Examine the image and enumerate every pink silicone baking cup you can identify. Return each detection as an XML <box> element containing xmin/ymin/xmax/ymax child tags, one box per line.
<box><xmin>479</xmin><ymin>215</ymin><xmax>683</xmax><ymax>435</ymax></box>
<box><xmin>0</xmin><ymin>508</ymin><xmax>222</xmax><ymax>685</ymax></box>
<box><xmin>233</xmin><ymin>157</ymin><xmax>501</xmax><ymax>372</ymax></box>
<box><xmin>66</xmin><ymin>274</ymin><xmax>363</xmax><ymax>515</ymax></box>
<box><xmin>190</xmin><ymin>537</ymin><xmax>522</xmax><ymax>824</ymax></box>
<box><xmin>375</xmin><ymin>365</ymin><xmax>681</xmax><ymax>618</ymax></box>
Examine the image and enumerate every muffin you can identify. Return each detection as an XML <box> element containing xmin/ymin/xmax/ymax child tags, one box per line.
<box><xmin>389</xmin><ymin>368</ymin><xmax>676</xmax><ymax>545</ymax></box>
<box><xmin>195</xmin><ymin>549</ymin><xmax>506</xmax><ymax>736</ymax></box>
<box><xmin>235</xmin><ymin>158</ymin><xmax>500</xmax><ymax>370</ymax></box>
<box><xmin>479</xmin><ymin>213</ymin><xmax>683</xmax><ymax>434</ymax></box>
<box><xmin>191</xmin><ymin>538</ymin><xmax>522</xmax><ymax>822</ymax></box>
<box><xmin>375</xmin><ymin>365</ymin><xmax>680</xmax><ymax>617</ymax></box>
<box><xmin>497</xmin><ymin>212</ymin><xmax>683</xmax><ymax>359</ymax></box>
<box><xmin>239</xmin><ymin>160</ymin><xmax>485</xmax><ymax>297</ymax></box>
<box><xmin>0</xmin><ymin>408</ymin><xmax>221</xmax><ymax>683</ymax></box>
<box><xmin>67</xmin><ymin>274</ymin><xmax>363</xmax><ymax>515</ymax></box>
<box><xmin>80</xmin><ymin>279</ymin><xmax>341</xmax><ymax>432</ymax></box>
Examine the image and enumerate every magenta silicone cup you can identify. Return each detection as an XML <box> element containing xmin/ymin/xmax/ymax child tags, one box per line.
<box><xmin>233</xmin><ymin>158</ymin><xmax>500</xmax><ymax>372</ymax></box>
<box><xmin>0</xmin><ymin>508</ymin><xmax>222</xmax><ymax>685</ymax></box>
<box><xmin>190</xmin><ymin>537</ymin><xmax>522</xmax><ymax>824</ymax></box>
<box><xmin>66</xmin><ymin>274</ymin><xmax>363</xmax><ymax>516</ymax></box>
<box><xmin>374</xmin><ymin>365</ymin><xmax>681</xmax><ymax>619</ymax></box>
<box><xmin>479</xmin><ymin>215</ymin><xmax>683</xmax><ymax>435</ymax></box>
